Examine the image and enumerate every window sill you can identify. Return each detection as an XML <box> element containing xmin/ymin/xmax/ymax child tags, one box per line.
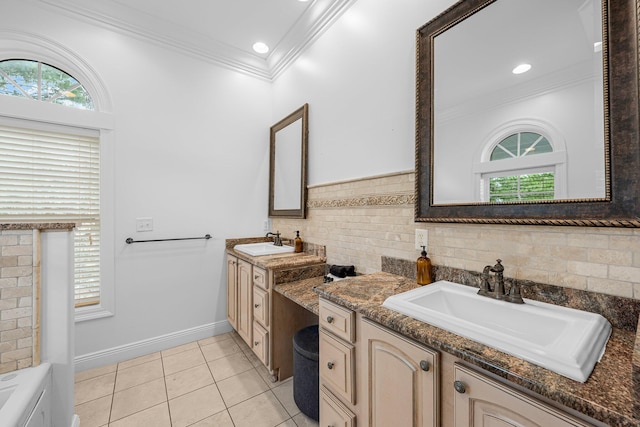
<box><xmin>75</xmin><ymin>304</ymin><xmax>114</xmax><ymax>323</ymax></box>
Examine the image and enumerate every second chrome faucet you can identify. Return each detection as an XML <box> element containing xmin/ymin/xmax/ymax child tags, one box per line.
<box><xmin>477</xmin><ymin>259</ymin><xmax>524</xmax><ymax>304</ymax></box>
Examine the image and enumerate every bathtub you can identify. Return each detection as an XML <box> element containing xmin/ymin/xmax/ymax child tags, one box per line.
<box><xmin>0</xmin><ymin>363</ymin><xmax>51</xmax><ymax>427</ymax></box>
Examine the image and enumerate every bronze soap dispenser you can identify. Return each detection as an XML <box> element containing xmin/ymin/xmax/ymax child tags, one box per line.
<box><xmin>417</xmin><ymin>246</ymin><xmax>432</xmax><ymax>285</ymax></box>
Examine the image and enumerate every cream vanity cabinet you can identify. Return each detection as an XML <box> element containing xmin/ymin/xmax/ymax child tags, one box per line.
<box><xmin>359</xmin><ymin>318</ymin><xmax>439</xmax><ymax>427</ymax></box>
<box><xmin>452</xmin><ymin>364</ymin><xmax>592</xmax><ymax>427</ymax></box>
<box><xmin>319</xmin><ymin>299</ymin><xmax>358</xmax><ymax>425</ymax></box>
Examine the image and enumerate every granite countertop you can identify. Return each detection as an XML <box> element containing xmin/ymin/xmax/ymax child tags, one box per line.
<box><xmin>274</xmin><ymin>277</ymin><xmax>324</xmax><ymax>315</ymax></box>
<box><xmin>0</xmin><ymin>222</ymin><xmax>76</xmax><ymax>231</ymax></box>
<box><xmin>225</xmin><ymin>237</ymin><xmax>325</xmax><ymax>270</ymax></box>
<box><xmin>313</xmin><ymin>272</ymin><xmax>639</xmax><ymax>427</ymax></box>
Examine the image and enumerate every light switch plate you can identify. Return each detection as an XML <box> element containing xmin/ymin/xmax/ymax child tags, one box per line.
<box><xmin>136</xmin><ymin>217</ymin><xmax>153</xmax><ymax>232</ymax></box>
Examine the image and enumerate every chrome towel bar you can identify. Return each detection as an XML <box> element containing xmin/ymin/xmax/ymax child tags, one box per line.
<box><xmin>125</xmin><ymin>234</ymin><xmax>212</xmax><ymax>244</ymax></box>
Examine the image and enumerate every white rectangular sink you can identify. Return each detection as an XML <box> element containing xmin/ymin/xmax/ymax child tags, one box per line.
<box><xmin>382</xmin><ymin>281</ymin><xmax>611</xmax><ymax>382</ymax></box>
<box><xmin>234</xmin><ymin>242</ymin><xmax>295</xmax><ymax>256</ymax></box>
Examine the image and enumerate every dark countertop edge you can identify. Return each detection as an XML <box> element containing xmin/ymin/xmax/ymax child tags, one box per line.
<box><xmin>313</xmin><ymin>276</ymin><xmax>638</xmax><ymax>427</ymax></box>
<box><xmin>0</xmin><ymin>222</ymin><xmax>76</xmax><ymax>231</ymax></box>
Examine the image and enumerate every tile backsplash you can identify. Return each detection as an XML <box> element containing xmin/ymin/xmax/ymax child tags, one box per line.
<box><xmin>272</xmin><ymin>171</ymin><xmax>640</xmax><ymax>299</ymax></box>
<box><xmin>0</xmin><ymin>229</ymin><xmax>36</xmax><ymax>373</ymax></box>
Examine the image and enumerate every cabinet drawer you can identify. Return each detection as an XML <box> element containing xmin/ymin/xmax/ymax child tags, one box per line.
<box><xmin>320</xmin><ymin>386</ymin><xmax>355</xmax><ymax>427</ymax></box>
<box><xmin>252</xmin><ymin>322</ymin><xmax>269</xmax><ymax>366</ymax></box>
<box><xmin>253</xmin><ymin>286</ymin><xmax>269</xmax><ymax>327</ymax></box>
<box><xmin>253</xmin><ymin>266</ymin><xmax>268</xmax><ymax>290</ymax></box>
<box><xmin>320</xmin><ymin>330</ymin><xmax>355</xmax><ymax>405</ymax></box>
<box><xmin>319</xmin><ymin>299</ymin><xmax>355</xmax><ymax>343</ymax></box>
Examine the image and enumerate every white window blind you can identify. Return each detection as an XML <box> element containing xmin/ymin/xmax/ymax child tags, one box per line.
<box><xmin>0</xmin><ymin>124</ymin><xmax>100</xmax><ymax>307</ymax></box>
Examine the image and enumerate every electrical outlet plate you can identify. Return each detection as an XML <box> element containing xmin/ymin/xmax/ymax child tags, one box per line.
<box><xmin>415</xmin><ymin>229</ymin><xmax>428</xmax><ymax>250</ymax></box>
<box><xmin>136</xmin><ymin>217</ymin><xmax>153</xmax><ymax>232</ymax></box>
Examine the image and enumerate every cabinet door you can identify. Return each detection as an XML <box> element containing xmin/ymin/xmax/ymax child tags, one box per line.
<box><xmin>453</xmin><ymin>364</ymin><xmax>592</xmax><ymax>427</ymax></box>
<box><xmin>360</xmin><ymin>319</ymin><xmax>439</xmax><ymax>427</ymax></box>
<box><xmin>226</xmin><ymin>255</ymin><xmax>238</xmax><ymax>330</ymax></box>
<box><xmin>320</xmin><ymin>386</ymin><xmax>355</xmax><ymax>427</ymax></box>
<box><xmin>237</xmin><ymin>259</ymin><xmax>253</xmax><ymax>346</ymax></box>
<box><xmin>252</xmin><ymin>322</ymin><xmax>269</xmax><ymax>366</ymax></box>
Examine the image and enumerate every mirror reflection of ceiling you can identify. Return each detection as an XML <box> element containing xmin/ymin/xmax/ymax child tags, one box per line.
<box><xmin>435</xmin><ymin>0</ymin><xmax>602</xmax><ymax>114</ymax></box>
<box><xmin>37</xmin><ymin>0</ymin><xmax>356</xmax><ymax>79</ymax></box>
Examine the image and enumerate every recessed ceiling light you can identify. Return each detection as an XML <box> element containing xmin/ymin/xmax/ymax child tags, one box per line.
<box><xmin>512</xmin><ymin>63</ymin><xmax>532</xmax><ymax>75</ymax></box>
<box><xmin>252</xmin><ymin>42</ymin><xmax>269</xmax><ymax>54</ymax></box>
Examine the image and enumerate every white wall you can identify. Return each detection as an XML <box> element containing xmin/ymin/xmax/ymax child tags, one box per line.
<box><xmin>1</xmin><ymin>1</ymin><xmax>273</xmax><ymax>367</ymax></box>
<box><xmin>272</xmin><ymin>0</ymin><xmax>458</xmax><ymax>185</ymax></box>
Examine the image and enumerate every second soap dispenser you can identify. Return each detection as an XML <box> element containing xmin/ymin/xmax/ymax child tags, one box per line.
<box><xmin>416</xmin><ymin>246</ymin><xmax>432</xmax><ymax>285</ymax></box>
<box><xmin>294</xmin><ymin>230</ymin><xmax>303</xmax><ymax>253</ymax></box>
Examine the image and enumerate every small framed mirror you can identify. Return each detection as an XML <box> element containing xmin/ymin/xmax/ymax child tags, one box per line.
<box><xmin>269</xmin><ymin>104</ymin><xmax>308</xmax><ymax>218</ymax></box>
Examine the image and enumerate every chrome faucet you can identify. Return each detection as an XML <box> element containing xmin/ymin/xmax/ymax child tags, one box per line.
<box><xmin>266</xmin><ymin>231</ymin><xmax>282</xmax><ymax>246</ymax></box>
<box><xmin>477</xmin><ymin>259</ymin><xmax>524</xmax><ymax>304</ymax></box>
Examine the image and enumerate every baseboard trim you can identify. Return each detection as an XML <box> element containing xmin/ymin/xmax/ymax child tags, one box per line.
<box><xmin>71</xmin><ymin>414</ymin><xmax>80</xmax><ymax>427</ymax></box>
<box><xmin>74</xmin><ymin>320</ymin><xmax>233</xmax><ymax>372</ymax></box>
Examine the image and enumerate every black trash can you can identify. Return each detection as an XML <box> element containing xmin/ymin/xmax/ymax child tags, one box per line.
<box><xmin>293</xmin><ymin>324</ymin><xmax>319</xmax><ymax>421</ymax></box>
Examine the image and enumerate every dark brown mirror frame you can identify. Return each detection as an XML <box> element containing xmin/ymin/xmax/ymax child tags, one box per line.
<box><xmin>269</xmin><ymin>103</ymin><xmax>308</xmax><ymax>219</ymax></box>
<box><xmin>415</xmin><ymin>0</ymin><xmax>640</xmax><ymax>227</ymax></box>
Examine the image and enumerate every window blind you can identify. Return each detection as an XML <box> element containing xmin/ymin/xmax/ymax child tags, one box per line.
<box><xmin>0</xmin><ymin>124</ymin><xmax>100</xmax><ymax>306</ymax></box>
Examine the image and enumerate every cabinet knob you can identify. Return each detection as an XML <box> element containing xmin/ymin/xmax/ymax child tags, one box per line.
<box><xmin>419</xmin><ymin>360</ymin><xmax>430</xmax><ymax>371</ymax></box>
<box><xmin>327</xmin><ymin>362</ymin><xmax>335</xmax><ymax>369</ymax></box>
<box><xmin>254</xmin><ymin>275</ymin><xmax>260</xmax><ymax>280</ymax></box>
<box><xmin>326</xmin><ymin>316</ymin><xmax>334</xmax><ymax>324</ymax></box>
<box><xmin>254</xmin><ymin>303</ymin><xmax>260</xmax><ymax>308</ymax></box>
<box><xmin>254</xmin><ymin>341</ymin><xmax>260</xmax><ymax>346</ymax></box>
<box><xmin>453</xmin><ymin>380</ymin><xmax>466</xmax><ymax>394</ymax></box>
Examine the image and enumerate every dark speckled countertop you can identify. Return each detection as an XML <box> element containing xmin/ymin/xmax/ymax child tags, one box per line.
<box><xmin>310</xmin><ymin>272</ymin><xmax>638</xmax><ymax>427</ymax></box>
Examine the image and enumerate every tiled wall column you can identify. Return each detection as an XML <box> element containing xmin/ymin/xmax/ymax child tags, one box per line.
<box><xmin>0</xmin><ymin>230</ymin><xmax>34</xmax><ymax>374</ymax></box>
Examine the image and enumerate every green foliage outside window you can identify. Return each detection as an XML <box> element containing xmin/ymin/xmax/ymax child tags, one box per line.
<box><xmin>0</xmin><ymin>59</ymin><xmax>94</xmax><ymax>110</ymax></box>
<box><xmin>490</xmin><ymin>172</ymin><xmax>555</xmax><ymax>202</ymax></box>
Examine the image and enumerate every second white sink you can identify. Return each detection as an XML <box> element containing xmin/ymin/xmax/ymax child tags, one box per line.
<box><xmin>382</xmin><ymin>280</ymin><xmax>611</xmax><ymax>382</ymax></box>
<box><xmin>234</xmin><ymin>242</ymin><xmax>294</xmax><ymax>256</ymax></box>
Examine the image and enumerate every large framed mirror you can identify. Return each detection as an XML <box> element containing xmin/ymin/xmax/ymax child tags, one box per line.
<box><xmin>416</xmin><ymin>0</ymin><xmax>640</xmax><ymax>227</ymax></box>
<box><xmin>269</xmin><ymin>103</ymin><xmax>308</xmax><ymax>218</ymax></box>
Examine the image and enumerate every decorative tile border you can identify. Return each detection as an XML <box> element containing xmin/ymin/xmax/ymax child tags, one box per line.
<box><xmin>308</xmin><ymin>193</ymin><xmax>414</xmax><ymax>208</ymax></box>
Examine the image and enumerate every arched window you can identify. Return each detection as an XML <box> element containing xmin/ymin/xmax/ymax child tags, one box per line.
<box><xmin>488</xmin><ymin>132</ymin><xmax>555</xmax><ymax>202</ymax></box>
<box><xmin>0</xmin><ymin>59</ymin><xmax>94</xmax><ymax>110</ymax></box>
<box><xmin>473</xmin><ymin>122</ymin><xmax>567</xmax><ymax>202</ymax></box>
<box><xmin>0</xmin><ymin>59</ymin><xmax>100</xmax><ymax>307</ymax></box>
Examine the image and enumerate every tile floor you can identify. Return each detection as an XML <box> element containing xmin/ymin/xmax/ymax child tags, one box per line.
<box><xmin>74</xmin><ymin>331</ymin><xmax>319</xmax><ymax>427</ymax></box>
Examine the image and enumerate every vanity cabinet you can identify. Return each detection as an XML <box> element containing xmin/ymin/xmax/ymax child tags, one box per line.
<box><xmin>452</xmin><ymin>364</ymin><xmax>592</xmax><ymax>427</ymax></box>
<box><xmin>359</xmin><ymin>318</ymin><xmax>439</xmax><ymax>427</ymax></box>
<box><xmin>319</xmin><ymin>299</ymin><xmax>358</xmax><ymax>425</ymax></box>
<box><xmin>226</xmin><ymin>255</ymin><xmax>238</xmax><ymax>330</ymax></box>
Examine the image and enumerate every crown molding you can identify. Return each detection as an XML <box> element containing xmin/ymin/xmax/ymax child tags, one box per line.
<box><xmin>37</xmin><ymin>0</ymin><xmax>357</xmax><ymax>81</ymax></box>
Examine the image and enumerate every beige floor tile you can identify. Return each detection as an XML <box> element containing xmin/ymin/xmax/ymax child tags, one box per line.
<box><xmin>292</xmin><ymin>412</ymin><xmax>319</xmax><ymax>427</ymax></box>
<box><xmin>165</xmin><ymin>363</ymin><xmax>214</xmax><ymax>400</ymax></box>
<box><xmin>208</xmin><ymin>351</ymin><xmax>254</xmax><ymax>382</ymax></box>
<box><xmin>168</xmin><ymin>384</ymin><xmax>226</xmax><ymax>427</ymax></box>
<box><xmin>200</xmin><ymin>338</ymin><xmax>242</xmax><ymax>362</ymax></box>
<box><xmin>198</xmin><ymin>332</ymin><xmax>234</xmax><ymax>347</ymax></box>
<box><xmin>74</xmin><ymin>372</ymin><xmax>116</xmax><ymax>406</ymax></box>
<box><xmin>272</xmin><ymin>379</ymin><xmax>300</xmax><ymax>417</ymax></box>
<box><xmin>162</xmin><ymin>347</ymin><xmax>206</xmax><ymax>375</ymax></box>
<box><xmin>108</xmin><ymin>402</ymin><xmax>171</xmax><ymax>427</ymax></box>
<box><xmin>217</xmin><ymin>369</ymin><xmax>270</xmax><ymax>407</ymax></box>
<box><xmin>117</xmin><ymin>352</ymin><xmax>161</xmax><ymax>371</ymax></box>
<box><xmin>277</xmin><ymin>420</ymin><xmax>297</xmax><ymax>427</ymax></box>
<box><xmin>244</xmin><ymin>347</ymin><xmax>264</xmax><ymax>367</ymax></box>
<box><xmin>189</xmin><ymin>409</ymin><xmax>235</xmax><ymax>427</ymax></box>
<box><xmin>228</xmin><ymin>391</ymin><xmax>290</xmax><ymax>427</ymax></box>
<box><xmin>161</xmin><ymin>341</ymin><xmax>199</xmax><ymax>358</ymax></box>
<box><xmin>75</xmin><ymin>363</ymin><xmax>117</xmax><ymax>383</ymax></box>
<box><xmin>74</xmin><ymin>394</ymin><xmax>112</xmax><ymax>427</ymax></box>
<box><xmin>110</xmin><ymin>377</ymin><xmax>167</xmax><ymax>422</ymax></box>
<box><xmin>114</xmin><ymin>358</ymin><xmax>164</xmax><ymax>392</ymax></box>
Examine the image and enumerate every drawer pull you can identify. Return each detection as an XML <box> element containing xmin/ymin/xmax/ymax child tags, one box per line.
<box><xmin>254</xmin><ymin>341</ymin><xmax>260</xmax><ymax>346</ymax></box>
<box><xmin>254</xmin><ymin>275</ymin><xmax>260</xmax><ymax>280</ymax></box>
<box><xmin>254</xmin><ymin>303</ymin><xmax>260</xmax><ymax>308</ymax></box>
<box><xmin>326</xmin><ymin>316</ymin><xmax>334</xmax><ymax>323</ymax></box>
<box><xmin>420</xmin><ymin>360</ymin><xmax>430</xmax><ymax>371</ymax></box>
<box><xmin>453</xmin><ymin>380</ymin><xmax>466</xmax><ymax>394</ymax></box>
<box><xmin>327</xmin><ymin>361</ymin><xmax>335</xmax><ymax>369</ymax></box>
